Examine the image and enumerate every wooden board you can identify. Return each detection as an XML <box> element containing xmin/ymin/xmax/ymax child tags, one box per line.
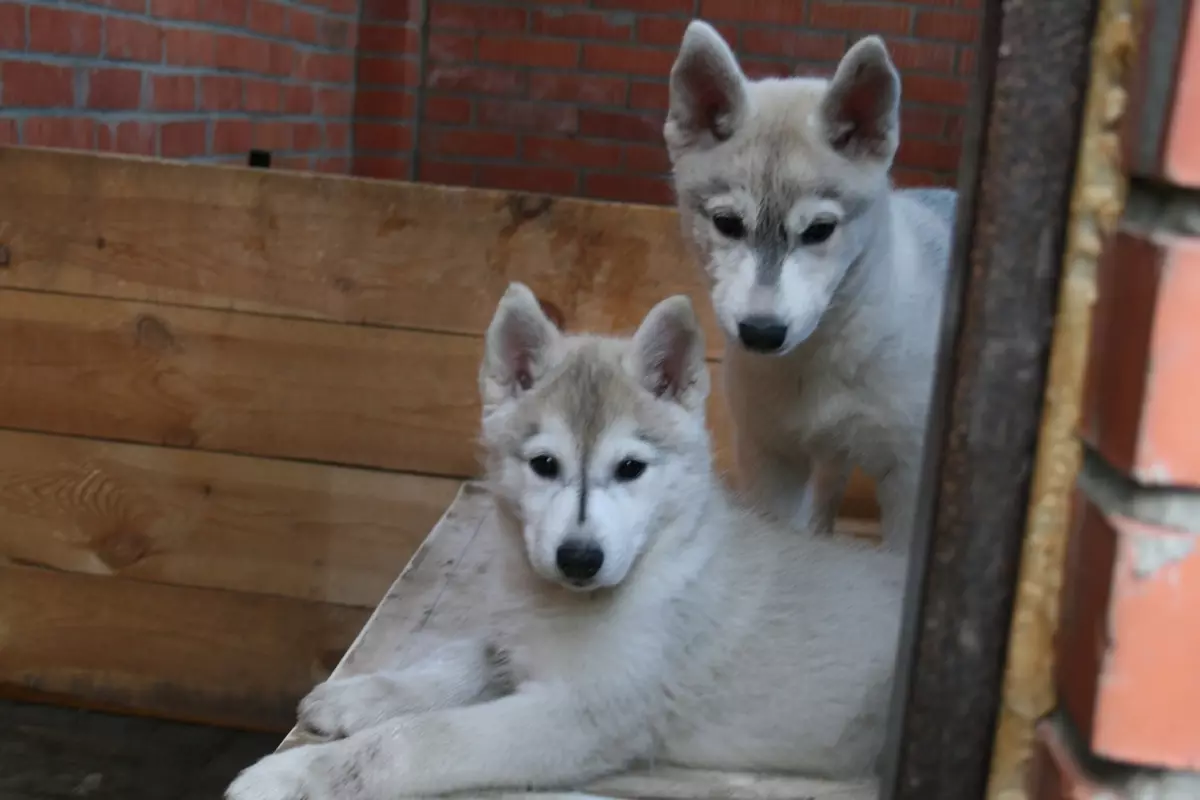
<box><xmin>0</xmin><ymin>429</ymin><xmax>460</xmax><ymax>608</ymax></box>
<box><xmin>275</xmin><ymin>484</ymin><xmax>877</xmax><ymax>800</ymax></box>
<box><xmin>0</xmin><ymin>565</ymin><xmax>370</xmax><ymax>732</ymax></box>
<box><xmin>0</xmin><ymin>147</ymin><xmax>724</xmax><ymax>357</ymax></box>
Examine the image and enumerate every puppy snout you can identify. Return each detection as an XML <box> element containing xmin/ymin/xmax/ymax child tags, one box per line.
<box><xmin>555</xmin><ymin>539</ymin><xmax>605</xmax><ymax>582</ymax></box>
<box><xmin>737</xmin><ymin>316</ymin><xmax>788</xmax><ymax>353</ymax></box>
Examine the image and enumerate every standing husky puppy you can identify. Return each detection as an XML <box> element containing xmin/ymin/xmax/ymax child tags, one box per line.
<box><xmin>226</xmin><ymin>284</ymin><xmax>905</xmax><ymax>800</ymax></box>
<box><xmin>666</xmin><ymin>21</ymin><xmax>957</xmax><ymax>551</ymax></box>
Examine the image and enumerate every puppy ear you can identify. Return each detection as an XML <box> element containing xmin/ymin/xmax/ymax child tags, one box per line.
<box><xmin>820</xmin><ymin>36</ymin><xmax>901</xmax><ymax>160</ymax></box>
<box><xmin>629</xmin><ymin>295</ymin><xmax>709</xmax><ymax>412</ymax></box>
<box><xmin>481</xmin><ymin>283</ymin><xmax>561</xmax><ymax>411</ymax></box>
<box><xmin>665</xmin><ymin>20</ymin><xmax>748</xmax><ymax>156</ymax></box>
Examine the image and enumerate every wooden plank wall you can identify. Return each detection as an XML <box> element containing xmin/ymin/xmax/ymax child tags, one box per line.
<box><xmin>0</xmin><ymin>146</ymin><xmax>880</xmax><ymax>732</ymax></box>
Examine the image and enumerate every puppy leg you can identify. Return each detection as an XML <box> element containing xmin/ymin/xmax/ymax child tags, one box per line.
<box><xmin>799</xmin><ymin>458</ymin><xmax>851</xmax><ymax>537</ymax></box>
<box><xmin>735</xmin><ymin>433</ymin><xmax>813</xmax><ymax>527</ymax></box>
<box><xmin>298</xmin><ymin>638</ymin><xmax>504</xmax><ymax>738</ymax></box>
<box><xmin>227</xmin><ymin>687</ymin><xmax>650</xmax><ymax>800</ymax></box>
<box><xmin>877</xmin><ymin>466</ymin><xmax>919</xmax><ymax>555</ymax></box>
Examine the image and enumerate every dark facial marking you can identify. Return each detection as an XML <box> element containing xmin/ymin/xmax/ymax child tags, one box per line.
<box><xmin>753</xmin><ymin>199</ymin><xmax>791</xmax><ymax>287</ymax></box>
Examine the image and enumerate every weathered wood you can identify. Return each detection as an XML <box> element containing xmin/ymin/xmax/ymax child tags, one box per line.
<box><xmin>884</xmin><ymin>0</ymin><xmax>1099</xmax><ymax>798</ymax></box>
<box><xmin>0</xmin><ymin>147</ymin><xmax>723</xmax><ymax>356</ymax></box>
<box><xmin>0</xmin><ymin>565</ymin><xmax>369</xmax><ymax>731</ymax></box>
<box><xmin>276</xmin><ymin>484</ymin><xmax>877</xmax><ymax>800</ymax></box>
<box><xmin>0</xmin><ymin>699</ymin><xmax>277</xmax><ymax>800</ymax></box>
<box><xmin>0</xmin><ymin>429</ymin><xmax>460</xmax><ymax>608</ymax></box>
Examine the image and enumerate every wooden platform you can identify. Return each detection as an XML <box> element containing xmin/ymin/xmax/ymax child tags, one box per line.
<box><xmin>276</xmin><ymin>483</ymin><xmax>878</xmax><ymax>800</ymax></box>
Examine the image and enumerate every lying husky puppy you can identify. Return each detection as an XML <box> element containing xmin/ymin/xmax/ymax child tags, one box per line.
<box><xmin>225</xmin><ymin>284</ymin><xmax>905</xmax><ymax>800</ymax></box>
<box><xmin>666</xmin><ymin>21</ymin><xmax>958</xmax><ymax>551</ymax></box>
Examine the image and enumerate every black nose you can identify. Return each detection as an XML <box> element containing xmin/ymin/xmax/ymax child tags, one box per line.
<box><xmin>555</xmin><ymin>540</ymin><xmax>605</xmax><ymax>582</ymax></box>
<box><xmin>737</xmin><ymin>316</ymin><xmax>788</xmax><ymax>353</ymax></box>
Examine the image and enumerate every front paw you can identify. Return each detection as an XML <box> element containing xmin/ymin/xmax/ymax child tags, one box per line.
<box><xmin>226</xmin><ymin>746</ymin><xmax>340</xmax><ymax>800</ymax></box>
<box><xmin>299</xmin><ymin>675</ymin><xmax>404</xmax><ymax>738</ymax></box>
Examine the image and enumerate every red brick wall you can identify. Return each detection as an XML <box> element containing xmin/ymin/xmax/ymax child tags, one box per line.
<box><xmin>0</xmin><ymin>0</ymin><xmax>981</xmax><ymax>202</ymax></box>
<box><xmin>0</xmin><ymin>0</ymin><xmax>359</xmax><ymax>172</ymax></box>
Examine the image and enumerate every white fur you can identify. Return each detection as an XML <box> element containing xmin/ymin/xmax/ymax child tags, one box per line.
<box><xmin>666</xmin><ymin>21</ymin><xmax>958</xmax><ymax>551</ymax></box>
<box><xmin>226</xmin><ymin>284</ymin><xmax>906</xmax><ymax>800</ymax></box>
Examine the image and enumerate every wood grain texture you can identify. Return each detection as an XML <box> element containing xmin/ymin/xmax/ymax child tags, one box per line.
<box><xmin>0</xmin><ymin>429</ymin><xmax>461</xmax><ymax>608</ymax></box>
<box><xmin>0</xmin><ymin>147</ymin><xmax>723</xmax><ymax>356</ymax></box>
<box><xmin>0</xmin><ymin>565</ymin><xmax>369</xmax><ymax>731</ymax></box>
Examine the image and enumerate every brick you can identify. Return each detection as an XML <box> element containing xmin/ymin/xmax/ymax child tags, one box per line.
<box><xmin>425</xmin><ymin>64</ymin><xmax>525</xmax><ymax>95</ymax></box>
<box><xmin>243</xmin><ymin>79</ymin><xmax>282</xmax><ymax>113</ymax></box>
<box><xmin>355</xmin><ymin>156</ymin><xmax>411</xmax><ymax>180</ymax></box>
<box><xmin>532</xmin><ymin>10</ymin><xmax>633</xmax><ymax>41</ymax></box>
<box><xmin>318</xmin><ymin>18</ymin><xmax>354</xmax><ymax>49</ymax></box>
<box><xmin>914</xmin><ymin>10</ymin><xmax>980</xmax><ymax>43</ymax></box>
<box><xmin>418</xmin><ymin>159</ymin><xmax>475</xmax><ymax>186</ymax></box>
<box><xmin>151</xmin><ymin>0</ymin><xmax>203</xmax><ymax>21</ymax></box>
<box><xmin>959</xmin><ymin>47</ymin><xmax>977</xmax><ymax>76</ymax></box>
<box><xmin>528</xmin><ymin>73</ymin><xmax>627</xmax><ymax>106</ymax></box>
<box><xmin>0</xmin><ymin>3</ymin><xmax>23</xmax><ymax>50</ymax></box>
<box><xmin>204</xmin><ymin>0</ymin><xmax>247</xmax><ymax>26</ymax></box>
<box><xmin>1</xmin><ymin>62</ymin><xmax>75</xmax><ymax>108</ymax></box>
<box><xmin>314</xmin><ymin>0</ymin><xmax>358</xmax><ymax>13</ymax></box>
<box><xmin>420</xmin><ymin>128</ymin><xmax>518</xmax><ymax>159</ymax></box>
<box><xmin>161</xmin><ymin>121</ymin><xmax>207</xmax><ymax>158</ymax></box>
<box><xmin>97</xmin><ymin>121</ymin><xmax>158</xmax><ymax>156</ymax></box>
<box><xmin>289</xmin><ymin>7</ymin><xmax>320</xmax><ymax>44</ymax></box>
<box><xmin>584</xmin><ymin>172</ymin><xmax>674</xmax><ymax>205</ymax></box>
<box><xmin>1163</xmin><ymin>3</ymin><xmax>1200</xmax><ymax>187</ymax></box>
<box><xmin>355</xmin><ymin>122</ymin><xmax>413</xmax><ymax>152</ymax></box>
<box><xmin>214</xmin><ymin>33</ymin><xmax>272</xmax><ymax>73</ymax></box>
<box><xmin>165</xmin><ymin>29</ymin><xmax>216</xmax><ymax>67</ymax></box>
<box><xmin>946</xmin><ymin>114</ymin><xmax>965</xmax><ymax>142</ymax></box>
<box><xmin>248</xmin><ymin>0</ymin><xmax>287</xmax><ymax>36</ymax></box>
<box><xmin>315</xmin><ymin>157</ymin><xmax>350</xmax><ymax>174</ymax></box>
<box><xmin>624</xmin><ymin>142</ymin><xmax>670</xmax><ymax>174</ymax></box>
<box><xmin>478</xmin><ymin>35</ymin><xmax>579</xmax><ymax>69</ymax></box>
<box><xmin>478</xmin><ymin>99</ymin><xmax>577</xmax><ymax>134</ymax></box>
<box><xmin>355</xmin><ymin>89</ymin><xmax>416</xmax><ymax>119</ymax></box>
<box><xmin>253</xmin><ymin>121</ymin><xmax>292</xmax><ymax>151</ymax></box>
<box><xmin>887</xmin><ymin>39</ymin><xmax>957</xmax><ymax>73</ymax></box>
<box><xmin>478</xmin><ymin>163</ymin><xmax>578</xmax><ymax>196</ymax></box>
<box><xmin>359</xmin><ymin>23</ymin><xmax>420</xmax><ymax>53</ymax></box>
<box><xmin>201</xmin><ymin>76</ymin><xmax>242</xmax><ymax>111</ymax></box>
<box><xmin>293</xmin><ymin>123</ymin><xmax>322</xmax><ymax>152</ymax></box>
<box><xmin>423</xmin><ymin>95</ymin><xmax>473</xmax><ymax>125</ymax></box>
<box><xmin>740</xmin><ymin>29</ymin><xmax>848</xmax><ymax>62</ymax></box>
<box><xmin>524</xmin><ymin>136</ymin><xmax>622</xmax><ymax>169</ymax></box>
<box><xmin>629</xmin><ymin>81</ymin><xmax>668</xmax><ymax>110</ymax></box>
<box><xmin>1083</xmin><ymin>230</ymin><xmax>1200</xmax><ymax>487</ymax></box>
<box><xmin>359</xmin><ymin>56</ymin><xmax>422</xmax><ymax>87</ymax></box>
<box><xmin>81</xmin><ymin>0</ymin><xmax>148</xmax><ymax>11</ymax></box>
<box><xmin>579</xmin><ymin>109</ymin><xmax>663</xmax><ymax>142</ymax></box>
<box><xmin>741</xmin><ymin>60</ymin><xmax>795</xmax><ymax>80</ymax></box>
<box><xmin>213</xmin><ymin>120</ymin><xmax>253</xmax><ymax>155</ymax></box>
<box><xmin>892</xmin><ymin>167</ymin><xmax>953</xmax><ymax>188</ymax></box>
<box><xmin>592</xmin><ymin>0</ymin><xmax>697</xmax><ymax>14</ymax></box>
<box><xmin>361</xmin><ymin>0</ymin><xmax>418</xmax><ymax>23</ymax></box>
<box><xmin>150</xmin><ymin>74</ymin><xmax>196</xmax><ymax>112</ymax></box>
<box><xmin>1057</xmin><ymin>493</ymin><xmax>1200</xmax><ymax>769</ymax></box>
<box><xmin>1027</xmin><ymin>718</ymin><xmax>1110</xmax><ymax>799</ymax></box>
<box><xmin>324</xmin><ymin>122</ymin><xmax>349</xmax><ymax>149</ymax></box>
<box><xmin>904</xmin><ymin>74</ymin><xmax>970</xmax><ymax>106</ymax></box>
<box><xmin>583</xmin><ymin>44</ymin><xmax>675</xmax><ymax>77</ymax></box>
<box><xmin>267</xmin><ymin>43</ymin><xmax>294</xmax><ymax>77</ymax></box>
<box><xmin>810</xmin><ymin>2</ymin><xmax>912</xmax><ymax>35</ymax></box>
<box><xmin>105</xmin><ymin>17</ymin><xmax>164</xmax><ymax>63</ymax></box>
<box><xmin>315</xmin><ymin>87</ymin><xmax>354</xmax><ymax>116</ymax></box>
<box><xmin>29</xmin><ymin>7</ymin><xmax>103</xmax><ymax>56</ymax></box>
<box><xmin>0</xmin><ymin>119</ymin><xmax>16</xmax><ymax>146</ymax></box>
<box><xmin>427</xmin><ymin>32</ymin><xmax>475</xmax><ymax>63</ymax></box>
<box><xmin>432</xmin><ymin>2</ymin><xmax>526</xmax><ymax>32</ymax></box>
<box><xmin>24</xmin><ymin>117</ymin><xmax>96</xmax><ymax>150</ymax></box>
<box><xmin>299</xmin><ymin>52</ymin><xmax>354</xmax><ymax>83</ymax></box>
<box><xmin>699</xmin><ymin>0</ymin><xmax>807</xmax><ymax>25</ymax></box>
<box><xmin>901</xmin><ymin>107</ymin><xmax>949</xmax><ymax>139</ymax></box>
<box><xmin>896</xmin><ymin>139</ymin><xmax>960</xmax><ymax>172</ymax></box>
<box><xmin>282</xmin><ymin>85</ymin><xmax>314</xmax><ymax>115</ymax></box>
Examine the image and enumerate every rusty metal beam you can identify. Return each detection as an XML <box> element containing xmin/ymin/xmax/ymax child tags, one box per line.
<box><xmin>882</xmin><ymin>1</ymin><xmax>1102</xmax><ymax>799</ymax></box>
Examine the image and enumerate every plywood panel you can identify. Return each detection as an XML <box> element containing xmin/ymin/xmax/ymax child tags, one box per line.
<box><xmin>0</xmin><ymin>566</ymin><xmax>370</xmax><ymax>731</ymax></box>
<box><xmin>0</xmin><ymin>429</ymin><xmax>460</xmax><ymax>608</ymax></box>
<box><xmin>0</xmin><ymin>147</ymin><xmax>723</xmax><ymax>355</ymax></box>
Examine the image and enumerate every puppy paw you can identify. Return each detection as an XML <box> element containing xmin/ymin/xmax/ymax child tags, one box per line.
<box><xmin>225</xmin><ymin>746</ymin><xmax>341</xmax><ymax>800</ymax></box>
<box><xmin>299</xmin><ymin>675</ymin><xmax>406</xmax><ymax>738</ymax></box>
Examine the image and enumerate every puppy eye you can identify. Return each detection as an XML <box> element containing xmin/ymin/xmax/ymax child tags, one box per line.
<box><xmin>614</xmin><ymin>458</ymin><xmax>647</xmax><ymax>482</ymax></box>
<box><xmin>712</xmin><ymin>213</ymin><xmax>746</xmax><ymax>240</ymax></box>
<box><xmin>528</xmin><ymin>454</ymin><xmax>560</xmax><ymax>480</ymax></box>
<box><xmin>800</xmin><ymin>219</ymin><xmax>838</xmax><ymax>245</ymax></box>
